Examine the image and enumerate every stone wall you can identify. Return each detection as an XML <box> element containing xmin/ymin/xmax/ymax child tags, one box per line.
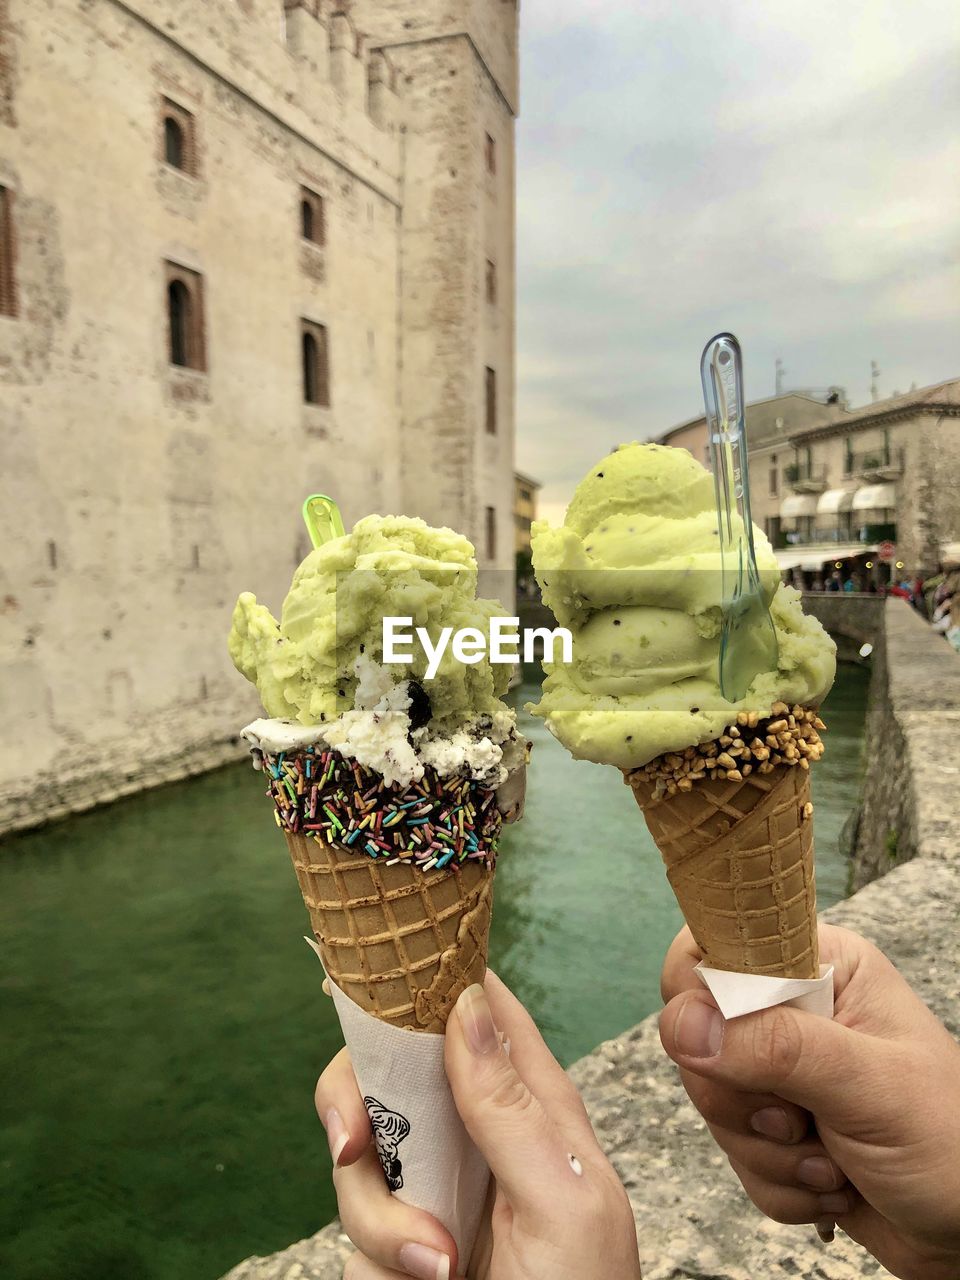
<box><xmin>0</xmin><ymin>0</ymin><xmax>518</xmax><ymax>837</ymax></box>
<box><xmin>851</xmin><ymin>598</ymin><xmax>960</xmax><ymax>889</ymax></box>
<box><xmin>221</xmin><ymin>597</ymin><xmax>960</xmax><ymax>1280</ymax></box>
<box><xmin>800</xmin><ymin>591</ymin><xmax>885</xmax><ymax>653</ymax></box>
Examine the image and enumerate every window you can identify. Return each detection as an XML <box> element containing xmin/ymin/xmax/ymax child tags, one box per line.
<box><xmin>485</xmin><ymin>132</ymin><xmax>496</xmax><ymax>174</ymax></box>
<box><xmin>165</xmin><ymin>262</ymin><xmax>205</xmax><ymax>370</ymax></box>
<box><xmin>485</xmin><ymin>506</ymin><xmax>496</xmax><ymax>560</ymax></box>
<box><xmin>485</xmin><ymin>366</ymin><xmax>497</xmax><ymax>435</ymax></box>
<box><xmin>0</xmin><ymin>186</ymin><xmax>15</xmax><ymax>318</ymax></box>
<box><xmin>301</xmin><ymin>319</ymin><xmax>330</xmax><ymax>406</ymax></box>
<box><xmin>769</xmin><ymin>453</ymin><xmax>778</xmax><ymax>496</ymax></box>
<box><xmin>161</xmin><ymin>99</ymin><xmax>197</xmax><ymax>176</ymax></box>
<box><xmin>519</xmin><ymin>487</ymin><xmax>531</xmax><ymax>502</ymax></box>
<box><xmin>485</xmin><ymin>258</ymin><xmax>497</xmax><ymax>304</ymax></box>
<box><xmin>300</xmin><ymin>186</ymin><xmax>325</xmax><ymax>246</ymax></box>
<box><xmin>164</xmin><ymin>117</ymin><xmax>184</xmax><ymax>168</ymax></box>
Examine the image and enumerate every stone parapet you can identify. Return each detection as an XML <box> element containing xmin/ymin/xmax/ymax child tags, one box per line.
<box><xmin>222</xmin><ymin>596</ymin><xmax>959</xmax><ymax>1280</ymax></box>
<box><xmin>851</xmin><ymin>597</ymin><xmax>960</xmax><ymax>888</ymax></box>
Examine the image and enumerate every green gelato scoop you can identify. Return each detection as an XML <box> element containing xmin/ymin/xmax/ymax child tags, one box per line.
<box><xmin>529</xmin><ymin>443</ymin><xmax>836</xmax><ymax>768</ymax></box>
<box><xmin>228</xmin><ymin>515</ymin><xmax>512</xmax><ymax>732</ymax></box>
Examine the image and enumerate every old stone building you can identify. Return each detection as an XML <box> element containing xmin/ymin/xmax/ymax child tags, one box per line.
<box><xmin>658</xmin><ymin>391</ymin><xmax>851</xmax><ymax>540</ymax></box>
<box><xmin>0</xmin><ymin>0</ymin><xmax>519</xmax><ymax>832</ymax></box>
<box><xmin>770</xmin><ymin>379</ymin><xmax>960</xmax><ymax>580</ymax></box>
<box><xmin>513</xmin><ymin>469</ymin><xmax>540</xmax><ymax>554</ymax></box>
<box><xmin>658</xmin><ymin>380</ymin><xmax>960</xmax><ymax>580</ymax></box>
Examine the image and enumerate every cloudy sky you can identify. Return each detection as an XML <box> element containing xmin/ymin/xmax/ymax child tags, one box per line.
<box><xmin>514</xmin><ymin>0</ymin><xmax>960</xmax><ymax>522</ymax></box>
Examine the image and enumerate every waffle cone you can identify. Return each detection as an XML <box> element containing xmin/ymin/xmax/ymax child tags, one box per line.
<box><xmin>626</xmin><ymin>765</ymin><xmax>819</xmax><ymax>978</ymax></box>
<box><xmin>284</xmin><ymin>831</ymin><xmax>493</xmax><ymax>1032</ymax></box>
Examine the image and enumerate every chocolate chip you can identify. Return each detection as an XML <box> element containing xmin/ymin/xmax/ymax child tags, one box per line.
<box><xmin>613</xmin><ymin>619</ymin><xmax>621</xmax><ymax>626</ymax></box>
<box><xmin>407</xmin><ymin>681</ymin><xmax>432</xmax><ymax>732</ymax></box>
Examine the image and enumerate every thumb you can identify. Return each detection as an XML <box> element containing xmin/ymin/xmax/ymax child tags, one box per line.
<box><xmin>660</xmin><ymin>990</ymin><xmax>907</xmax><ymax>1136</ymax></box>
<box><xmin>445</xmin><ymin>984</ymin><xmax>573</xmax><ymax>1215</ymax></box>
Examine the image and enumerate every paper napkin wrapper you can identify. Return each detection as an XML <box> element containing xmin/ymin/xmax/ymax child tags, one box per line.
<box><xmin>696</xmin><ymin>962</ymin><xmax>835</xmax><ymax>1020</ymax></box>
<box><xmin>305</xmin><ymin>939</ymin><xmax>490</xmax><ymax>1264</ymax></box>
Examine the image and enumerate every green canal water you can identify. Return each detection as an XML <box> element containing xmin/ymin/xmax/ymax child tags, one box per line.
<box><xmin>0</xmin><ymin>665</ymin><xmax>868</xmax><ymax>1280</ymax></box>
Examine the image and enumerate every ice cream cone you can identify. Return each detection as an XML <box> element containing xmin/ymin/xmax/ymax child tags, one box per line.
<box><xmin>284</xmin><ymin>829</ymin><xmax>493</xmax><ymax>1032</ymax></box>
<box><xmin>626</xmin><ymin>764</ymin><xmax>819</xmax><ymax>979</ymax></box>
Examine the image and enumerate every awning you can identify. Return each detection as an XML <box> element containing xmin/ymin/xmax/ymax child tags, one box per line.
<box><xmin>852</xmin><ymin>482</ymin><xmax>897</xmax><ymax>512</ymax></box>
<box><xmin>775</xmin><ymin>544</ymin><xmax>878</xmax><ymax>572</ymax></box>
<box><xmin>940</xmin><ymin>541</ymin><xmax>960</xmax><ymax>566</ymax></box>
<box><xmin>816</xmin><ymin>488</ymin><xmax>855</xmax><ymax>516</ymax></box>
<box><xmin>780</xmin><ymin>493</ymin><xmax>818</xmax><ymax>519</ymax></box>
<box><xmin>774</xmin><ymin>550</ymin><xmax>804</xmax><ymax>571</ymax></box>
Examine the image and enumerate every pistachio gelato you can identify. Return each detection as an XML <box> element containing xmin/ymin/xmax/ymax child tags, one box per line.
<box><xmin>529</xmin><ymin>443</ymin><xmax>836</xmax><ymax>768</ymax></box>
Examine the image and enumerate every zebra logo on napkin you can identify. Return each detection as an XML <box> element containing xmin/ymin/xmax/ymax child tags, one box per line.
<box><xmin>365</xmin><ymin>1096</ymin><xmax>411</xmax><ymax>1191</ymax></box>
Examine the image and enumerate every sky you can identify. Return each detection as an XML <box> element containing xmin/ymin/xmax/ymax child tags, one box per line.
<box><xmin>514</xmin><ymin>0</ymin><xmax>960</xmax><ymax>523</ymax></box>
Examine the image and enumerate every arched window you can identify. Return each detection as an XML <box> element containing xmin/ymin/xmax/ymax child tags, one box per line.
<box><xmin>302</xmin><ymin>329</ymin><xmax>318</xmax><ymax>403</ymax></box>
<box><xmin>299</xmin><ymin>186</ymin><xmax>325</xmax><ymax>246</ymax></box>
<box><xmin>301</xmin><ymin>320</ymin><xmax>329</xmax><ymax>406</ymax></box>
<box><xmin>168</xmin><ymin>279</ymin><xmax>190</xmax><ymax>366</ymax></box>
<box><xmin>160</xmin><ymin>98</ymin><xmax>196</xmax><ymax>176</ymax></box>
<box><xmin>165</xmin><ymin>262</ymin><xmax>206</xmax><ymax>371</ymax></box>
<box><xmin>164</xmin><ymin>116</ymin><xmax>185</xmax><ymax>169</ymax></box>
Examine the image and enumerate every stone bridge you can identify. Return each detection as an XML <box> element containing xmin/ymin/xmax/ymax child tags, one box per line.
<box><xmin>800</xmin><ymin>591</ymin><xmax>886</xmax><ymax>656</ymax></box>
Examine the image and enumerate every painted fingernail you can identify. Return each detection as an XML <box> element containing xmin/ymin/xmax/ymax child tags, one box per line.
<box><xmin>819</xmin><ymin>1191</ymin><xmax>850</xmax><ymax>1215</ymax></box>
<box><xmin>398</xmin><ymin>1241</ymin><xmax>451</xmax><ymax>1280</ymax></box>
<box><xmin>798</xmin><ymin>1157</ymin><xmax>840</xmax><ymax>1190</ymax></box>
<box><xmin>323</xmin><ymin>1106</ymin><xmax>348</xmax><ymax>1165</ymax></box>
<box><xmin>456</xmin><ymin>984</ymin><xmax>499</xmax><ymax>1056</ymax></box>
<box><xmin>674</xmin><ymin>999</ymin><xmax>723</xmax><ymax>1058</ymax></box>
<box><xmin>750</xmin><ymin>1107</ymin><xmax>794</xmax><ymax>1142</ymax></box>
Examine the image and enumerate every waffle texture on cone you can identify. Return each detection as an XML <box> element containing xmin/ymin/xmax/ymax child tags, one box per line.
<box><xmin>285</xmin><ymin>831</ymin><xmax>492</xmax><ymax>1032</ymax></box>
<box><xmin>627</xmin><ymin>765</ymin><xmax>818</xmax><ymax>978</ymax></box>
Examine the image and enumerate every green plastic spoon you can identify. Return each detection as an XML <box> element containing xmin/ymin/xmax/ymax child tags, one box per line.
<box><xmin>302</xmin><ymin>493</ymin><xmax>345</xmax><ymax>548</ymax></box>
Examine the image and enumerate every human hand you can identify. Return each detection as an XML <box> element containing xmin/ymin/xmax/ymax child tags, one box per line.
<box><xmin>659</xmin><ymin>923</ymin><xmax>960</xmax><ymax>1280</ymax></box>
<box><xmin>315</xmin><ymin>971</ymin><xmax>641</xmax><ymax>1280</ymax></box>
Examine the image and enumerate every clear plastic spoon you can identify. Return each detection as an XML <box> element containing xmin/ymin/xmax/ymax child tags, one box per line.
<box><xmin>700</xmin><ymin>332</ymin><xmax>779</xmax><ymax>702</ymax></box>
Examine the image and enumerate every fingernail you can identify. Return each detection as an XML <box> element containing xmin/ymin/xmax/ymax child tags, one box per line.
<box><xmin>750</xmin><ymin>1107</ymin><xmax>794</xmax><ymax>1142</ymax></box>
<box><xmin>398</xmin><ymin>1242</ymin><xmax>450</xmax><ymax>1280</ymax></box>
<box><xmin>674</xmin><ymin>999</ymin><xmax>723</xmax><ymax>1058</ymax></box>
<box><xmin>323</xmin><ymin>1107</ymin><xmax>348</xmax><ymax>1166</ymax></box>
<box><xmin>816</xmin><ymin>1217</ymin><xmax>836</xmax><ymax>1243</ymax></box>
<box><xmin>456</xmin><ymin>984</ymin><xmax>499</xmax><ymax>1056</ymax></box>
<box><xmin>819</xmin><ymin>1191</ymin><xmax>850</xmax><ymax>1215</ymax></box>
<box><xmin>798</xmin><ymin>1157</ymin><xmax>840</xmax><ymax>1191</ymax></box>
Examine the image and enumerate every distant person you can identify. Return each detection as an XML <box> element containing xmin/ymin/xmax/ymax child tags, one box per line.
<box><xmin>811</xmin><ymin>575</ymin><xmax>825</xmax><ymax>592</ymax></box>
<box><xmin>826</xmin><ymin>571</ymin><xmax>842</xmax><ymax>593</ymax></box>
<box><xmin>842</xmin><ymin>576</ymin><xmax>855</xmax><ymax>593</ymax></box>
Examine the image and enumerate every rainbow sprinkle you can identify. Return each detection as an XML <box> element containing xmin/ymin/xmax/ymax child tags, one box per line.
<box><xmin>262</xmin><ymin>747</ymin><xmax>502</xmax><ymax>871</ymax></box>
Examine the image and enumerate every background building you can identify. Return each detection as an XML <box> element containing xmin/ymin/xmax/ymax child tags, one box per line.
<box><xmin>0</xmin><ymin>0</ymin><xmax>519</xmax><ymax>832</ymax></box>
<box><xmin>513</xmin><ymin>470</ymin><xmax>541</xmax><ymax>554</ymax></box>
<box><xmin>659</xmin><ymin>391</ymin><xmax>851</xmax><ymax>541</ymax></box>
<box><xmin>658</xmin><ymin>380</ymin><xmax>960</xmax><ymax>578</ymax></box>
<box><xmin>771</xmin><ymin>379</ymin><xmax>960</xmax><ymax>579</ymax></box>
